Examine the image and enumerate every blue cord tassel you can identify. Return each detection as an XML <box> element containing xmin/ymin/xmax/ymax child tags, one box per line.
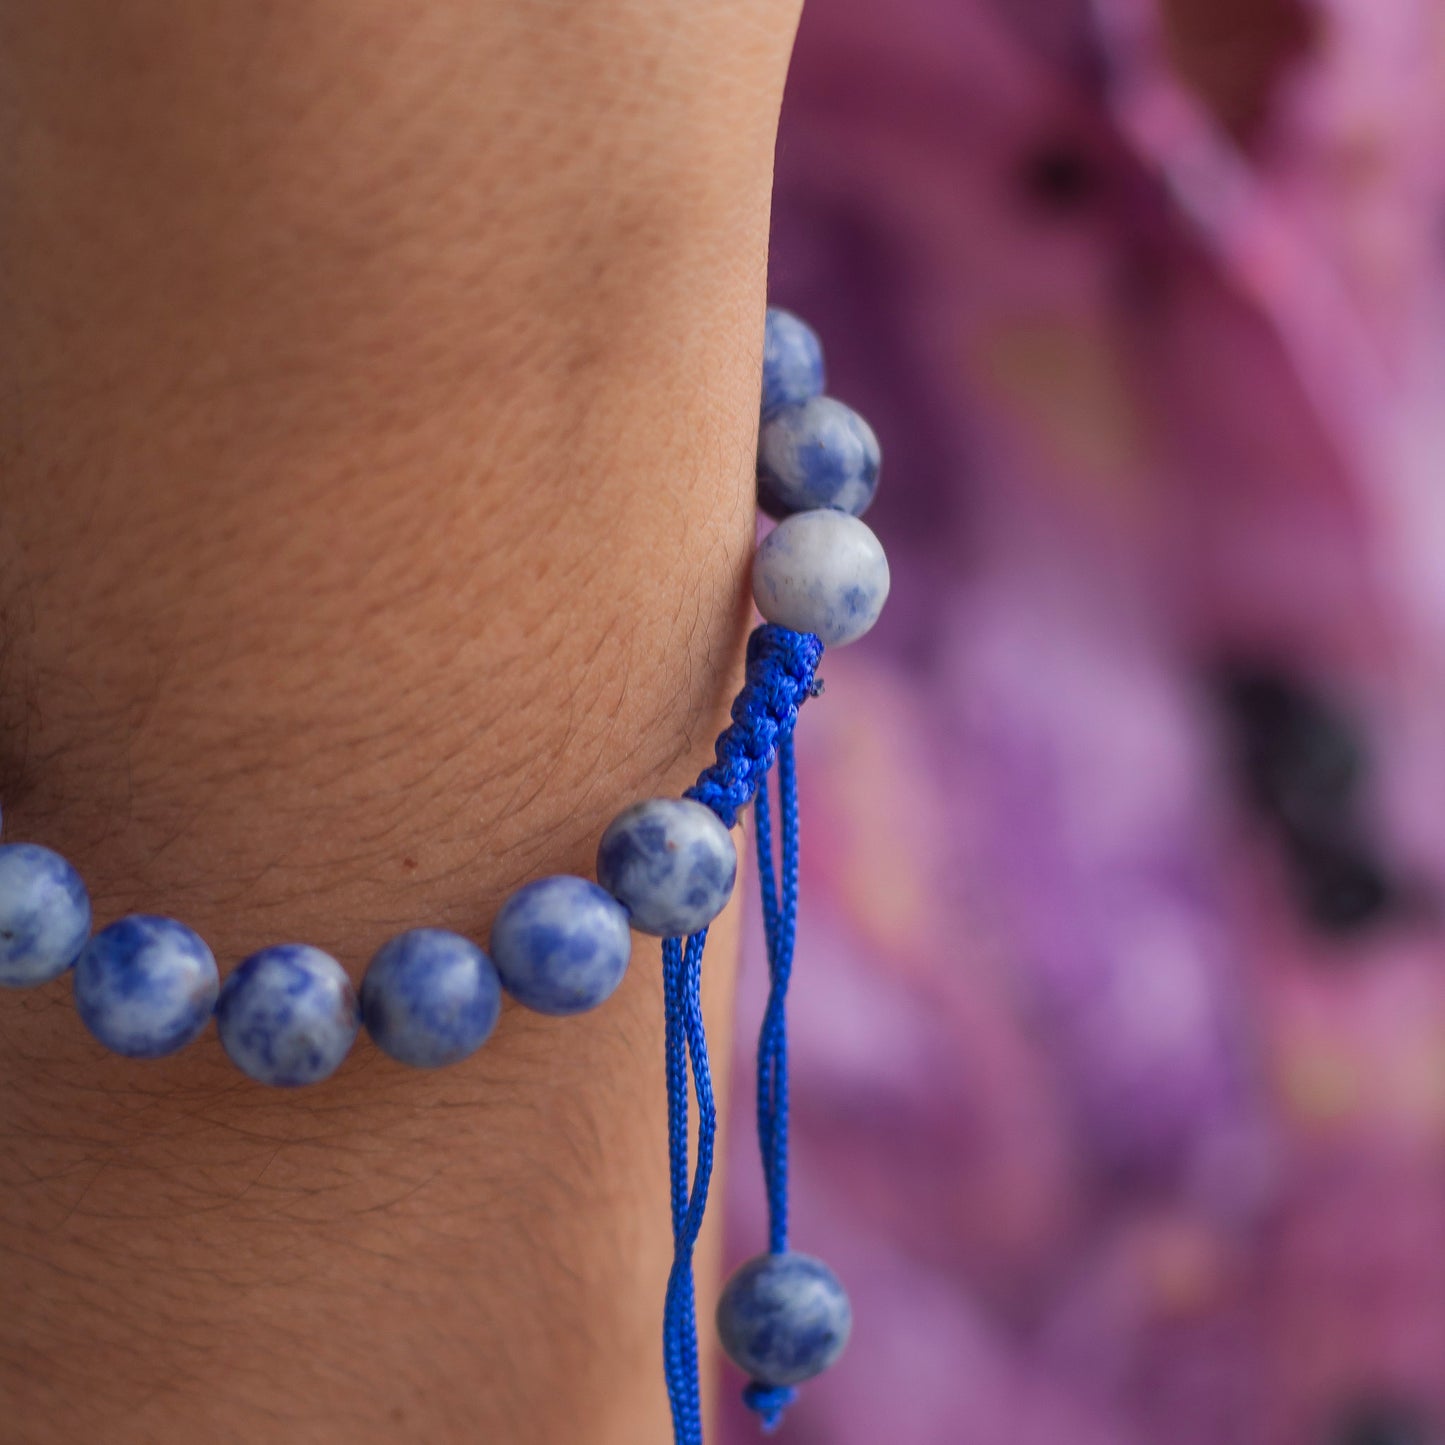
<box><xmin>662</xmin><ymin>626</ymin><xmax>822</xmax><ymax>1445</ymax></box>
<box><xmin>662</xmin><ymin>930</ymin><xmax>714</xmax><ymax>1442</ymax></box>
<box><xmin>742</xmin><ymin>728</ymin><xmax>801</xmax><ymax>1431</ymax></box>
<box><xmin>753</xmin><ymin>729</ymin><xmax>798</xmax><ymax>1259</ymax></box>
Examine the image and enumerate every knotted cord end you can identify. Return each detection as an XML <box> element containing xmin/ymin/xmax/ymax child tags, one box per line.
<box><xmin>742</xmin><ymin>1381</ymin><xmax>798</xmax><ymax>1434</ymax></box>
<box><xmin>686</xmin><ymin>624</ymin><xmax>824</xmax><ymax>829</ymax></box>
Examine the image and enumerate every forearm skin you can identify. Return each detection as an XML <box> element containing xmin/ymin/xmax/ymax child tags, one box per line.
<box><xmin>0</xmin><ymin>4</ymin><xmax>801</xmax><ymax>1440</ymax></box>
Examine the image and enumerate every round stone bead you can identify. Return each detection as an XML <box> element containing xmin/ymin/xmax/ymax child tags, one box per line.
<box><xmin>216</xmin><ymin>944</ymin><xmax>360</xmax><ymax>1087</ymax></box>
<box><xmin>74</xmin><ymin>915</ymin><xmax>219</xmax><ymax>1058</ymax></box>
<box><xmin>716</xmin><ymin>1252</ymin><xmax>853</xmax><ymax>1387</ymax></box>
<box><xmin>761</xmin><ymin>307</ymin><xmax>825</xmax><ymax>420</ymax></box>
<box><xmin>752</xmin><ymin>510</ymin><xmax>890</xmax><ymax>648</ymax></box>
<box><xmin>0</xmin><ymin>843</ymin><xmax>92</xmax><ymax>988</ymax></box>
<box><xmin>490</xmin><ymin>875</ymin><xmax>632</xmax><ymax>1016</ymax></box>
<box><xmin>596</xmin><ymin>798</ymin><xmax>737</xmax><ymax>938</ymax></box>
<box><xmin>361</xmin><ymin>928</ymin><xmax>502</xmax><ymax>1068</ymax></box>
<box><xmin>757</xmin><ymin>396</ymin><xmax>881</xmax><ymax>519</ymax></box>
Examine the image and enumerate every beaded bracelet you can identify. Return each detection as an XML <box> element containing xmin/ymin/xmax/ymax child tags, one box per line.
<box><xmin>0</xmin><ymin>305</ymin><xmax>888</xmax><ymax>1444</ymax></box>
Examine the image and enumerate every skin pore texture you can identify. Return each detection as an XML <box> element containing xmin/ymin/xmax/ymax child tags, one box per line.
<box><xmin>0</xmin><ymin>3</ymin><xmax>802</xmax><ymax>1441</ymax></box>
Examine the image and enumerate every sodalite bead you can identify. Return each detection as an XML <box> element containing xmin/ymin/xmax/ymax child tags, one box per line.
<box><xmin>74</xmin><ymin>915</ymin><xmax>219</xmax><ymax>1058</ymax></box>
<box><xmin>752</xmin><ymin>510</ymin><xmax>890</xmax><ymax>648</ymax></box>
<box><xmin>757</xmin><ymin>396</ymin><xmax>881</xmax><ymax>519</ymax></box>
<box><xmin>716</xmin><ymin>1252</ymin><xmax>852</xmax><ymax>1387</ymax></box>
<box><xmin>216</xmin><ymin>944</ymin><xmax>360</xmax><ymax>1087</ymax></box>
<box><xmin>490</xmin><ymin>875</ymin><xmax>632</xmax><ymax>1015</ymax></box>
<box><xmin>0</xmin><ymin>843</ymin><xmax>92</xmax><ymax>988</ymax></box>
<box><xmin>596</xmin><ymin>798</ymin><xmax>737</xmax><ymax>938</ymax></box>
<box><xmin>361</xmin><ymin>928</ymin><xmax>501</xmax><ymax>1068</ymax></box>
<box><xmin>761</xmin><ymin>307</ymin><xmax>825</xmax><ymax>420</ymax></box>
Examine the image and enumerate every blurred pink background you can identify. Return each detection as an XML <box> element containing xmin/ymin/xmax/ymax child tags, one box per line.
<box><xmin>721</xmin><ymin>3</ymin><xmax>1445</xmax><ymax>1443</ymax></box>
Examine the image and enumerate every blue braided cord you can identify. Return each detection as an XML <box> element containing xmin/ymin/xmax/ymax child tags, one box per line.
<box><xmin>741</xmin><ymin>1381</ymin><xmax>799</xmax><ymax>1434</ymax></box>
<box><xmin>759</xmin><ymin>729</ymin><xmax>797</xmax><ymax>1258</ymax></box>
<box><xmin>661</xmin><ymin>930</ymin><xmax>715</xmax><ymax>1444</ymax></box>
<box><xmin>662</xmin><ymin>936</ymin><xmax>691</xmax><ymax>1418</ymax></box>
<box><xmin>686</xmin><ymin>625</ymin><xmax>823</xmax><ymax>828</ymax></box>
<box><xmin>663</xmin><ymin>623</ymin><xmax>824</xmax><ymax>1445</ymax></box>
<box><xmin>680</xmin><ymin>931</ymin><xmax>715</xmax><ymax>1423</ymax></box>
<box><xmin>752</xmin><ymin>746</ymin><xmax>781</xmax><ymax>967</ymax></box>
<box><xmin>739</xmin><ymin>728</ymin><xmax>801</xmax><ymax>1431</ymax></box>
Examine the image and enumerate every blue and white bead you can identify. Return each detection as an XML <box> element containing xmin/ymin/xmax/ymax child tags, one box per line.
<box><xmin>761</xmin><ymin>307</ymin><xmax>825</xmax><ymax>420</ymax></box>
<box><xmin>216</xmin><ymin>944</ymin><xmax>360</xmax><ymax>1087</ymax></box>
<box><xmin>490</xmin><ymin>875</ymin><xmax>632</xmax><ymax>1015</ymax></box>
<box><xmin>716</xmin><ymin>1252</ymin><xmax>853</xmax><ymax>1388</ymax></box>
<box><xmin>752</xmin><ymin>509</ymin><xmax>890</xmax><ymax>648</ymax></box>
<box><xmin>361</xmin><ymin>928</ymin><xmax>502</xmax><ymax>1068</ymax></box>
<box><xmin>758</xmin><ymin>396</ymin><xmax>881</xmax><ymax>519</ymax></box>
<box><xmin>0</xmin><ymin>843</ymin><xmax>92</xmax><ymax>988</ymax></box>
<box><xmin>596</xmin><ymin>798</ymin><xmax>737</xmax><ymax>938</ymax></box>
<box><xmin>73</xmin><ymin>915</ymin><xmax>219</xmax><ymax>1058</ymax></box>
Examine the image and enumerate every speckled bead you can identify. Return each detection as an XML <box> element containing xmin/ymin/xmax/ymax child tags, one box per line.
<box><xmin>216</xmin><ymin>944</ymin><xmax>360</xmax><ymax>1087</ymax></box>
<box><xmin>716</xmin><ymin>1252</ymin><xmax>852</xmax><ymax>1388</ymax></box>
<box><xmin>74</xmin><ymin>915</ymin><xmax>219</xmax><ymax>1058</ymax></box>
<box><xmin>490</xmin><ymin>875</ymin><xmax>632</xmax><ymax>1016</ymax></box>
<box><xmin>757</xmin><ymin>396</ymin><xmax>881</xmax><ymax>519</ymax></box>
<box><xmin>761</xmin><ymin>307</ymin><xmax>825</xmax><ymax>420</ymax></box>
<box><xmin>596</xmin><ymin>798</ymin><xmax>737</xmax><ymax>938</ymax></box>
<box><xmin>0</xmin><ymin>843</ymin><xmax>92</xmax><ymax>989</ymax></box>
<box><xmin>752</xmin><ymin>509</ymin><xmax>890</xmax><ymax>648</ymax></box>
<box><xmin>361</xmin><ymin>928</ymin><xmax>502</xmax><ymax>1068</ymax></box>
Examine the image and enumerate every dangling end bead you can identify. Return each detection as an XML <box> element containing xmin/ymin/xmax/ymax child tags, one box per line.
<box><xmin>717</xmin><ymin>1252</ymin><xmax>852</xmax><ymax>1391</ymax></box>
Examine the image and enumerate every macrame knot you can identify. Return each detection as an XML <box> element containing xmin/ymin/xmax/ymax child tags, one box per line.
<box><xmin>741</xmin><ymin>1381</ymin><xmax>798</xmax><ymax>1433</ymax></box>
<box><xmin>686</xmin><ymin>625</ymin><xmax>825</xmax><ymax>828</ymax></box>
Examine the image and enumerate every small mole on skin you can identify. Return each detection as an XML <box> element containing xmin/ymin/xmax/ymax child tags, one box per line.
<box><xmin>402</xmin><ymin>858</ymin><xmax>418</xmax><ymax>871</ymax></box>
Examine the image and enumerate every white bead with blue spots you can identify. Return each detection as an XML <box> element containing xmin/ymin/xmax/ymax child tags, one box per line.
<box><xmin>758</xmin><ymin>396</ymin><xmax>881</xmax><ymax>519</ymax></box>
<box><xmin>716</xmin><ymin>1252</ymin><xmax>852</xmax><ymax>1387</ymax></box>
<box><xmin>361</xmin><ymin>928</ymin><xmax>502</xmax><ymax>1068</ymax></box>
<box><xmin>74</xmin><ymin>915</ymin><xmax>219</xmax><ymax>1058</ymax></box>
<box><xmin>0</xmin><ymin>843</ymin><xmax>92</xmax><ymax>988</ymax></box>
<box><xmin>490</xmin><ymin>875</ymin><xmax>632</xmax><ymax>1016</ymax></box>
<box><xmin>216</xmin><ymin>944</ymin><xmax>360</xmax><ymax>1087</ymax></box>
<box><xmin>761</xmin><ymin>307</ymin><xmax>825</xmax><ymax>419</ymax></box>
<box><xmin>596</xmin><ymin>798</ymin><xmax>737</xmax><ymax>938</ymax></box>
<box><xmin>752</xmin><ymin>509</ymin><xmax>890</xmax><ymax>648</ymax></box>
